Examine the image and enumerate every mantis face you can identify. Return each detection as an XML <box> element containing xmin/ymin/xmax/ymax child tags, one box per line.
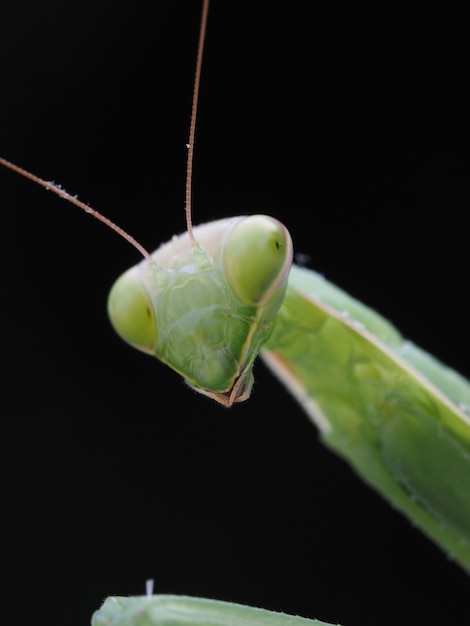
<box><xmin>107</xmin><ymin>215</ymin><xmax>293</xmax><ymax>406</ymax></box>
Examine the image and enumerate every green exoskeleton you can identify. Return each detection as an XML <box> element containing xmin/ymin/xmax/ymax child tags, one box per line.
<box><xmin>106</xmin><ymin>212</ymin><xmax>470</xmax><ymax>574</ymax></box>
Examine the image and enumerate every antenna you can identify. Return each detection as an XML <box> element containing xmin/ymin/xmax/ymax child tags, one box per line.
<box><xmin>0</xmin><ymin>0</ymin><xmax>210</xmax><ymax>256</ymax></box>
<box><xmin>0</xmin><ymin>156</ymin><xmax>154</xmax><ymax>263</ymax></box>
<box><xmin>185</xmin><ymin>0</ymin><xmax>210</xmax><ymax>244</ymax></box>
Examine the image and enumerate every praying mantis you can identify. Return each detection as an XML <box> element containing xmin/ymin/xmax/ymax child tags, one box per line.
<box><xmin>2</xmin><ymin>2</ymin><xmax>469</xmax><ymax>626</ymax></box>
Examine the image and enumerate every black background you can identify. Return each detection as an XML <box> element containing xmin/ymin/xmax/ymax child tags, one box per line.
<box><xmin>1</xmin><ymin>2</ymin><xmax>469</xmax><ymax>625</ymax></box>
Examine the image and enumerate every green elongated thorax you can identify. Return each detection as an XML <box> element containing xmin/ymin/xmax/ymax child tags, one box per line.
<box><xmin>262</xmin><ymin>265</ymin><xmax>470</xmax><ymax>571</ymax></box>
<box><xmin>108</xmin><ymin>216</ymin><xmax>292</xmax><ymax>406</ymax></box>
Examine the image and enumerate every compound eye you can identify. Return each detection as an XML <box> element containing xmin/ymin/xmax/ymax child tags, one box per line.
<box><xmin>223</xmin><ymin>215</ymin><xmax>293</xmax><ymax>305</ymax></box>
<box><xmin>107</xmin><ymin>268</ymin><xmax>157</xmax><ymax>355</ymax></box>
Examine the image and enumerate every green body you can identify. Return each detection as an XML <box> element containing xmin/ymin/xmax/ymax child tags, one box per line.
<box><xmin>108</xmin><ymin>216</ymin><xmax>470</xmax><ymax>572</ymax></box>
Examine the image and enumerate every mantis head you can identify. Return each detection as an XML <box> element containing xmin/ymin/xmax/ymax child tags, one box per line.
<box><xmin>107</xmin><ymin>215</ymin><xmax>293</xmax><ymax>406</ymax></box>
